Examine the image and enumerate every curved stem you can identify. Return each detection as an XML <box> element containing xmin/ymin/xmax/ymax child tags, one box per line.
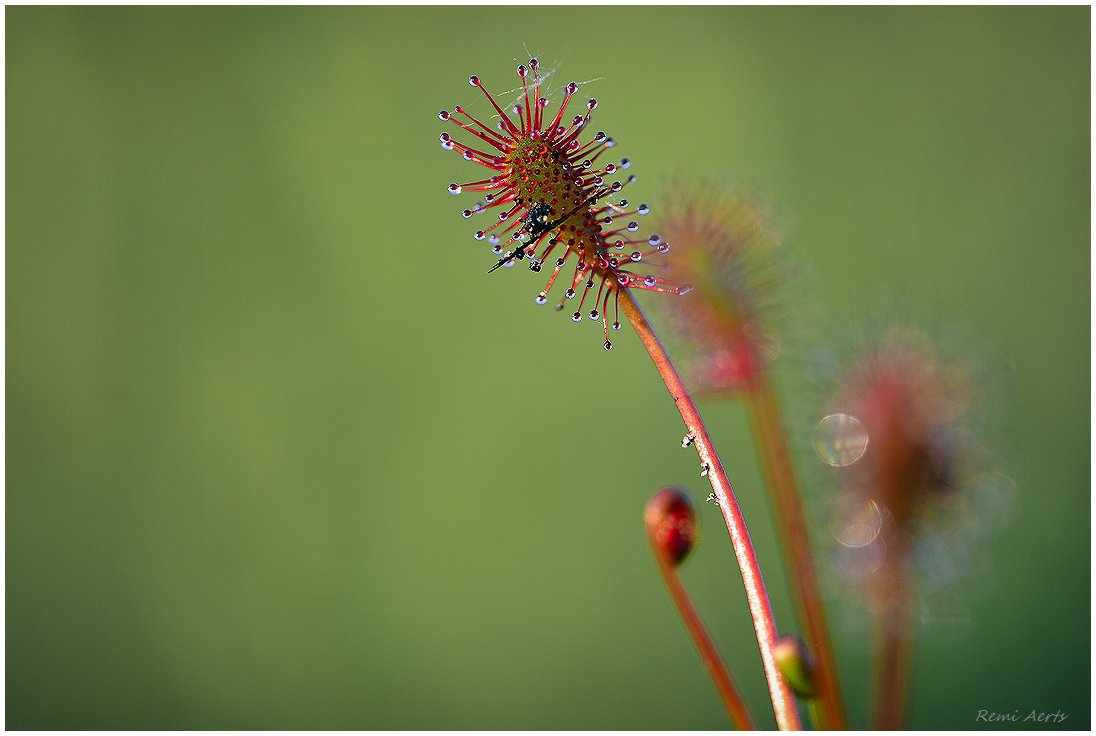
<box><xmin>649</xmin><ymin>541</ymin><xmax>757</xmax><ymax>729</ymax></box>
<box><xmin>746</xmin><ymin>373</ymin><xmax>847</xmax><ymax>729</ymax></box>
<box><xmin>619</xmin><ymin>289</ymin><xmax>801</xmax><ymax>730</ymax></box>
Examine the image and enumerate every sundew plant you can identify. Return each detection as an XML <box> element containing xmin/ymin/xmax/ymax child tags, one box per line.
<box><xmin>5</xmin><ymin>7</ymin><xmax>1086</xmax><ymax>732</ymax></box>
<box><xmin>436</xmin><ymin>59</ymin><xmax>1012</xmax><ymax>730</ymax></box>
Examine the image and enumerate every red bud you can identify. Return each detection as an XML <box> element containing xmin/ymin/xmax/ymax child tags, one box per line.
<box><xmin>645</xmin><ymin>487</ymin><xmax>699</xmax><ymax>566</ymax></box>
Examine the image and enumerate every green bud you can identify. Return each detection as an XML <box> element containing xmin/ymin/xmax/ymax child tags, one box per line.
<box><xmin>774</xmin><ymin>635</ymin><xmax>819</xmax><ymax>699</ymax></box>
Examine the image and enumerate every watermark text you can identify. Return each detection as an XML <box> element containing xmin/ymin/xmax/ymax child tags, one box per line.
<box><xmin>976</xmin><ymin>709</ymin><xmax>1069</xmax><ymax>724</ymax></box>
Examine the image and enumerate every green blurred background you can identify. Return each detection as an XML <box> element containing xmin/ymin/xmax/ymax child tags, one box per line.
<box><xmin>7</xmin><ymin>6</ymin><xmax>1089</xmax><ymax>730</ymax></box>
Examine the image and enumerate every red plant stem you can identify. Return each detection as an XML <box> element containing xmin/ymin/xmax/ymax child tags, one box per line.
<box><xmin>745</xmin><ymin>373</ymin><xmax>847</xmax><ymax>729</ymax></box>
<box><xmin>649</xmin><ymin>547</ymin><xmax>757</xmax><ymax>729</ymax></box>
<box><xmin>619</xmin><ymin>289</ymin><xmax>801</xmax><ymax>731</ymax></box>
<box><xmin>871</xmin><ymin>544</ymin><xmax>914</xmax><ymax>729</ymax></box>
